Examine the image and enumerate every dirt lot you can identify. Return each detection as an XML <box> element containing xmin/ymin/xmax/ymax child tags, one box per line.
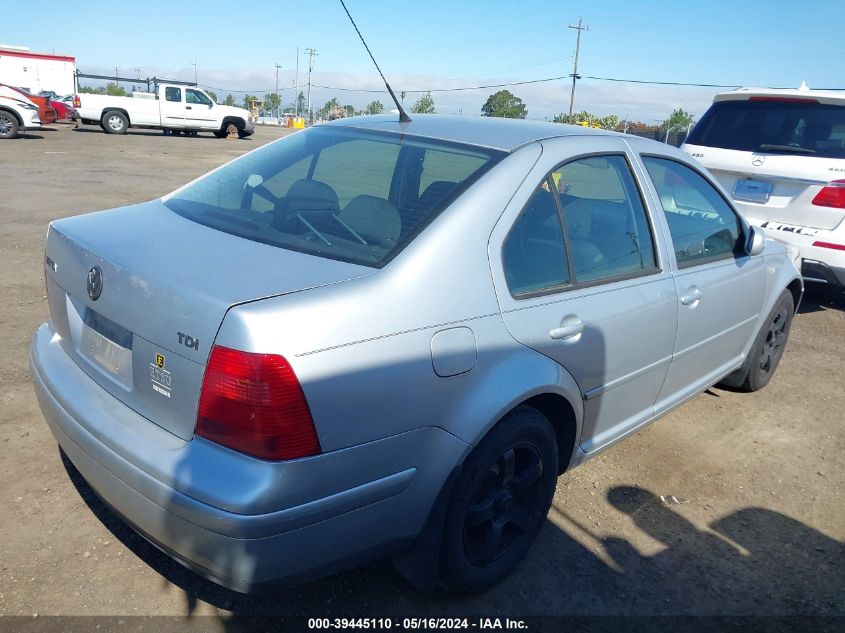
<box><xmin>0</xmin><ymin>123</ymin><xmax>843</xmax><ymax>627</ymax></box>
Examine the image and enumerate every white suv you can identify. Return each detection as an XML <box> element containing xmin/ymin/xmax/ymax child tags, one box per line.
<box><xmin>0</xmin><ymin>85</ymin><xmax>42</xmax><ymax>139</ymax></box>
<box><xmin>682</xmin><ymin>85</ymin><xmax>845</xmax><ymax>287</ymax></box>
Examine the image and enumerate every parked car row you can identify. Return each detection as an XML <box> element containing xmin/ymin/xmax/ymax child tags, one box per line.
<box><xmin>0</xmin><ymin>83</ymin><xmax>78</xmax><ymax>138</ymax></box>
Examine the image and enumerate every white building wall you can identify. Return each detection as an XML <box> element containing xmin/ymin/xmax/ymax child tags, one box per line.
<box><xmin>0</xmin><ymin>50</ymin><xmax>76</xmax><ymax>95</ymax></box>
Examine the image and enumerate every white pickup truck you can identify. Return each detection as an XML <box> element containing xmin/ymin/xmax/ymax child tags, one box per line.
<box><xmin>75</xmin><ymin>84</ymin><xmax>254</xmax><ymax>138</ymax></box>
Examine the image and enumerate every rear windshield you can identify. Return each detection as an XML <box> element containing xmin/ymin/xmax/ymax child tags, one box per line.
<box><xmin>686</xmin><ymin>99</ymin><xmax>845</xmax><ymax>159</ymax></box>
<box><xmin>164</xmin><ymin>127</ymin><xmax>504</xmax><ymax>267</ymax></box>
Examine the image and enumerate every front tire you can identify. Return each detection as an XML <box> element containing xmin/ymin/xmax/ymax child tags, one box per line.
<box><xmin>0</xmin><ymin>111</ymin><xmax>19</xmax><ymax>139</ymax></box>
<box><xmin>102</xmin><ymin>110</ymin><xmax>128</xmax><ymax>134</ymax></box>
<box><xmin>439</xmin><ymin>406</ymin><xmax>558</xmax><ymax>593</ymax></box>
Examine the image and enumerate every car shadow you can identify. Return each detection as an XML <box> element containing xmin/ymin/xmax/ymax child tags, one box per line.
<box><xmin>70</xmin><ymin>127</ymin><xmax>243</xmax><ymax>139</ymax></box>
<box><xmin>11</xmin><ymin>133</ymin><xmax>45</xmax><ymax>140</ymax></box>
<box><xmin>798</xmin><ymin>284</ymin><xmax>845</xmax><ymax>314</ymax></box>
<box><xmin>60</xmin><ymin>451</ymin><xmax>844</xmax><ymax>624</ymax></box>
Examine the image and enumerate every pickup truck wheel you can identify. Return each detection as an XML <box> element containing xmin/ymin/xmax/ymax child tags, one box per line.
<box><xmin>439</xmin><ymin>405</ymin><xmax>557</xmax><ymax>593</ymax></box>
<box><xmin>102</xmin><ymin>111</ymin><xmax>128</xmax><ymax>134</ymax></box>
<box><xmin>226</xmin><ymin>121</ymin><xmax>240</xmax><ymax>137</ymax></box>
<box><xmin>213</xmin><ymin>129</ymin><xmax>227</xmax><ymax>138</ymax></box>
<box><xmin>0</xmin><ymin>111</ymin><xmax>19</xmax><ymax>139</ymax></box>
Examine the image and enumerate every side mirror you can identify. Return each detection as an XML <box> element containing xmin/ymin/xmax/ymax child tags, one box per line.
<box><xmin>747</xmin><ymin>225</ymin><xmax>765</xmax><ymax>256</ymax></box>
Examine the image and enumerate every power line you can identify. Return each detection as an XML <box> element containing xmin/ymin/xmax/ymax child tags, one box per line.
<box><xmin>201</xmin><ymin>75</ymin><xmax>845</xmax><ymax>96</ymax></box>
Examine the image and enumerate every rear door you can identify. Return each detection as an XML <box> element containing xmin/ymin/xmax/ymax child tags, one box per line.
<box><xmin>490</xmin><ymin>136</ymin><xmax>678</xmax><ymax>454</ymax></box>
<box><xmin>636</xmin><ymin>152</ymin><xmax>766</xmax><ymax>411</ymax></box>
<box><xmin>160</xmin><ymin>86</ymin><xmax>184</xmax><ymax>127</ymax></box>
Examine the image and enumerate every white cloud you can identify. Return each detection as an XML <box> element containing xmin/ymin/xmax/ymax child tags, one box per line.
<box><xmin>80</xmin><ymin>64</ymin><xmax>721</xmax><ymax>122</ymax></box>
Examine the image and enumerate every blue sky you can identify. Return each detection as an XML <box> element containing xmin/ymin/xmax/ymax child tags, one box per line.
<box><xmin>4</xmin><ymin>0</ymin><xmax>841</xmax><ymax>120</ymax></box>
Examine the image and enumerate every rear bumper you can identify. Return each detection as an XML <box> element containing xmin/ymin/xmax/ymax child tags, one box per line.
<box><xmin>802</xmin><ymin>260</ymin><xmax>845</xmax><ymax>287</ymax></box>
<box><xmin>30</xmin><ymin>323</ymin><xmax>467</xmax><ymax>592</ymax></box>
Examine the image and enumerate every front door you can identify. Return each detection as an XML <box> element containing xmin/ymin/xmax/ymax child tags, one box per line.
<box><xmin>184</xmin><ymin>88</ymin><xmax>217</xmax><ymax>129</ymax></box>
<box><xmin>638</xmin><ymin>155</ymin><xmax>767</xmax><ymax>412</ymax></box>
<box><xmin>490</xmin><ymin>138</ymin><xmax>678</xmax><ymax>454</ymax></box>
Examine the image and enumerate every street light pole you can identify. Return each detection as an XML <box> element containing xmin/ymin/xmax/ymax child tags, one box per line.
<box><xmin>274</xmin><ymin>63</ymin><xmax>281</xmax><ymax>122</ymax></box>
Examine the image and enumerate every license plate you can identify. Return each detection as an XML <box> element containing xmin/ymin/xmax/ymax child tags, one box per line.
<box><xmin>733</xmin><ymin>179</ymin><xmax>772</xmax><ymax>203</ymax></box>
<box><xmin>80</xmin><ymin>326</ymin><xmax>132</xmax><ymax>381</ymax></box>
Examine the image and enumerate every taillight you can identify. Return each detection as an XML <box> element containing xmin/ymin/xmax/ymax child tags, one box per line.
<box><xmin>812</xmin><ymin>241</ymin><xmax>845</xmax><ymax>252</ymax></box>
<box><xmin>73</xmin><ymin>95</ymin><xmax>81</xmax><ymax>108</ymax></box>
<box><xmin>196</xmin><ymin>345</ymin><xmax>320</xmax><ymax>460</ymax></box>
<box><xmin>812</xmin><ymin>180</ymin><xmax>845</xmax><ymax>209</ymax></box>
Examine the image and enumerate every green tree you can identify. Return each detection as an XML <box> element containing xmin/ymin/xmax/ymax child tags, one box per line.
<box><xmin>79</xmin><ymin>85</ymin><xmax>105</xmax><ymax>94</ymax></box>
<box><xmin>318</xmin><ymin>97</ymin><xmax>341</xmax><ymax>119</ymax></box>
<box><xmin>243</xmin><ymin>94</ymin><xmax>259</xmax><ymax>110</ymax></box>
<box><xmin>481</xmin><ymin>90</ymin><xmax>527</xmax><ymax>119</ymax></box>
<box><xmin>344</xmin><ymin>104</ymin><xmax>355</xmax><ymax>117</ymax></box>
<box><xmin>661</xmin><ymin>107</ymin><xmax>695</xmax><ymax>132</ymax></box>
<box><xmin>223</xmin><ymin>94</ymin><xmax>236</xmax><ymax>106</ymax></box>
<box><xmin>411</xmin><ymin>91</ymin><xmax>435</xmax><ymax>114</ymax></box>
<box><xmin>296</xmin><ymin>91</ymin><xmax>306</xmax><ymax>116</ymax></box>
<box><xmin>365</xmin><ymin>100</ymin><xmax>384</xmax><ymax>115</ymax></box>
<box><xmin>206</xmin><ymin>90</ymin><xmax>218</xmax><ymax>103</ymax></box>
<box><xmin>105</xmin><ymin>82</ymin><xmax>125</xmax><ymax>96</ymax></box>
<box><xmin>264</xmin><ymin>92</ymin><xmax>281</xmax><ymax>113</ymax></box>
<box><xmin>552</xmin><ymin>110</ymin><xmax>621</xmax><ymax>130</ymax></box>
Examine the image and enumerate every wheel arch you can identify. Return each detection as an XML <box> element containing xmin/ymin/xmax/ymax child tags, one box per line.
<box><xmin>101</xmin><ymin>108</ymin><xmax>131</xmax><ymax>125</ymax></box>
<box><xmin>221</xmin><ymin>116</ymin><xmax>245</xmax><ymax>131</ymax></box>
<box><xmin>0</xmin><ymin>106</ymin><xmax>23</xmax><ymax>127</ymax></box>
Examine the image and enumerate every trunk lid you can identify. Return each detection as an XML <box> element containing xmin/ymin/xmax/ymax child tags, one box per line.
<box><xmin>45</xmin><ymin>200</ymin><xmax>374</xmax><ymax>440</ymax></box>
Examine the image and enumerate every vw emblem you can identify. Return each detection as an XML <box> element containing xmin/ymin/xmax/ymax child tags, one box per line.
<box><xmin>86</xmin><ymin>266</ymin><xmax>103</xmax><ymax>301</ymax></box>
<box><xmin>751</xmin><ymin>154</ymin><xmax>766</xmax><ymax>167</ymax></box>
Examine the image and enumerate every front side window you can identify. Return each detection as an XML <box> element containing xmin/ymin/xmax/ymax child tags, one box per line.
<box><xmin>164</xmin><ymin>127</ymin><xmax>503</xmax><ymax>267</ymax></box>
<box><xmin>186</xmin><ymin>89</ymin><xmax>212</xmax><ymax>106</ymax></box>
<box><xmin>552</xmin><ymin>155</ymin><xmax>657</xmax><ymax>283</ymax></box>
<box><xmin>165</xmin><ymin>87</ymin><xmax>181</xmax><ymax>103</ymax></box>
<box><xmin>643</xmin><ymin>157</ymin><xmax>743</xmax><ymax>266</ymax></box>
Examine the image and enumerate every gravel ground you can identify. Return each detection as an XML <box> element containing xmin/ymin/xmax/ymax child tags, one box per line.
<box><xmin>0</xmin><ymin>123</ymin><xmax>842</xmax><ymax>628</ymax></box>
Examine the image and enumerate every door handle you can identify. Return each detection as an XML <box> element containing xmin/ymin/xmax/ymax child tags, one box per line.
<box><xmin>550</xmin><ymin>315</ymin><xmax>584</xmax><ymax>341</ymax></box>
<box><xmin>680</xmin><ymin>286</ymin><xmax>703</xmax><ymax>306</ymax></box>
<box><xmin>186</xmin><ymin>106</ymin><xmax>192</xmax><ymax>110</ymax></box>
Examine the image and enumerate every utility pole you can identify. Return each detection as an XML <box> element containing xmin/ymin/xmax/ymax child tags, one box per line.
<box><xmin>132</xmin><ymin>67</ymin><xmax>141</xmax><ymax>79</ymax></box>
<box><xmin>190</xmin><ymin>59</ymin><xmax>199</xmax><ymax>85</ymax></box>
<box><xmin>305</xmin><ymin>47</ymin><xmax>318</xmax><ymax>124</ymax></box>
<box><xmin>113</xmin><ymin>66</ymin><xmax>119</xmax><ymax>79</ymax></box>
<box><xmin>274</xmin><ymin>63</ymin><xmax>282</xmax><ymax>121</ymax></box>
<box><xmin>294</xmin><ymin>46</ymin><xmax>300</xmax><ymax>118</ymax></box>
<box><xmin>567</xmin><ymin>17</ymin><xmax>588</xmax><ymax>116</ymax></box>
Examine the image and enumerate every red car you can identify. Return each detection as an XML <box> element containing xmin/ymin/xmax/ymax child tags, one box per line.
<box><xmin>50</xmin><ymin>99</ymin><xmax>75</xmax><ymax>121</ymax></box>
<box><xmin>2</xmin><ymin>85</ymin><xmax>57</xmax><ymax>125</ymax></box>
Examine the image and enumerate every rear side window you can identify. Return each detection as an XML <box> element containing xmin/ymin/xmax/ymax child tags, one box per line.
<box><xmin>165</xmin><ymin>87</ymin><xmax>181</xmax><ymax>103</ymax></box>
<box><xmin>503</xmin><ymin>185</ymin><xmax>569</xmax><ymax>296</ymax></box>
<box><xmin>502</xmin><ymin>155</ymin><xmax>658</xmax><ymax>297</ymax></box>
<box><xmin>164</xmin><ymin>127</ymin><xmax>503</xmax><ymax>267</ymax></box>
<box><xmin>687</xmin><ymin>99</ymin><xmax>845</xmax><ymax>159</ymax></box>
<box><xmin>643</xmin><ymin>157</ymin><xmax>743</xmax><ymax>267</ymax></box>
<box><xmin>552</xmin><ymin>155</ymin><xmax>657</xmax><ymax>283</ymax></box>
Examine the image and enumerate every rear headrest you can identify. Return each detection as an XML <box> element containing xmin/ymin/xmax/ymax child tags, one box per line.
<box><xmin>564</xmin><ymin>199</ymin><xmax>592</xmax><ymax>238</ymax></box>
<box><xmin>285</xmin><ymin>179</ymin><xmax>339</xmax><ymax>210</ymax></box>
<box><xmin>340</xmin><ymin>195</ymin><xmax>401</xmax><ymax>245</ymax></box>
<box><xmin>418</xmin><ymin>180</ymin><xmax>459</xmax><ymax>211</ymax></box>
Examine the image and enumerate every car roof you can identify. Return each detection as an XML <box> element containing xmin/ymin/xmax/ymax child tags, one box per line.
<box><xmin>712</xmin><ymin>86</ymin><xmax>845</xmax><ymax>106</ymax></box>
<box><xmin>320</xmin><ymin>113</ymin><xmax>620</xmax><ymax>152</ymax></box>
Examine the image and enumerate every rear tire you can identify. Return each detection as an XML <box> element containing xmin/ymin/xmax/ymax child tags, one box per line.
<box><xmin>0</xmin><ymin>111</ymin><xmax>19</xmax><ymax>139</ymax></box>
<box><xmin>439</xmin><ymin>406</ymin><xmax>558</xmax><ymax>593</ymax></box>
<box><xmin>722</xmin><ymin>290</ymin><xmax>794</xmax><ymax>392</ymax></box>
<box><xmin>102</xmin><ymin>110</ymin><xmax>128</xmax><ymax>134</ymax></box>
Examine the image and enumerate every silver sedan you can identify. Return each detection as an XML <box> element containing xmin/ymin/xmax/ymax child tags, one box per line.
<box><xmin>31</xmin><ymin>114</ymin><xmax>801</xmax><ymax>593</ymax></box>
